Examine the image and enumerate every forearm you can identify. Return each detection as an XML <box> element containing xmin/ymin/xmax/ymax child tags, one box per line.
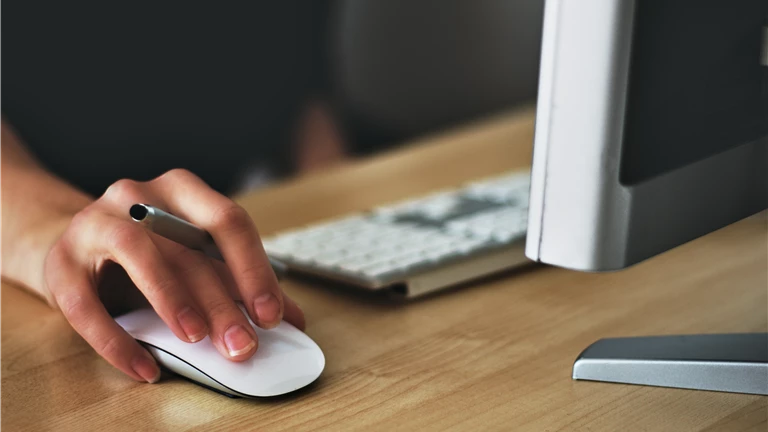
<box><xmin>1</xmin><ymin>120</ymin><xmax>93</xmax><ymax>303</ymax></box>
<box><xmin>293</xmin><ymin>100</ymin><xmax>349</xmax><ymax>174</ymax></box>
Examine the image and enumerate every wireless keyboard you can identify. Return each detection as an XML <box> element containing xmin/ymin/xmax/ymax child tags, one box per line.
<box><xmin>262</xmin><ymin>170</ymin><xmax>532</xmax><ymax>298</ymax></box>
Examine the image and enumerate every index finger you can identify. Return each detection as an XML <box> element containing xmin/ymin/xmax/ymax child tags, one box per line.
<box><xmin>150</xmin><ymin>169</ymin><xmax>284</xmax><ymax>329</ymax></box>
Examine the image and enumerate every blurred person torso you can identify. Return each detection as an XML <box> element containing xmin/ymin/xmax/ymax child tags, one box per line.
<box><xmin>2</xmin><ymin>2</ymin><xmax>327</xmax><ymax>196</ymax></box>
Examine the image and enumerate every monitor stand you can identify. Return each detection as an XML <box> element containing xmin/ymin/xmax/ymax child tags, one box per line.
<box><xmin>572</xmin><ymin>333</ymin><xmax>768</xmax><ymax>395</ymax></box>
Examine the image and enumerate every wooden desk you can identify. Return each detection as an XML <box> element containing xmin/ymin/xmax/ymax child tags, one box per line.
<box><xmin>3</xmin><ymin>110</ymin><xmax>766</xmax><ymax>431</ymax></box>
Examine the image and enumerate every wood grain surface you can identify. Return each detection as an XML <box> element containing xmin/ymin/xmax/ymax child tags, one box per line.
<box><xmin>2</xmin><ymin>109</ymin><xmax>766</xmax><ymax>431</ymax></box>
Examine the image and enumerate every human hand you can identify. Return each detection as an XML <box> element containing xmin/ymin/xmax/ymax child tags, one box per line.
<box><xmin>44</xmin><ymin>169</ymin><xmax>305</xmax><ymax>383</ymax></box>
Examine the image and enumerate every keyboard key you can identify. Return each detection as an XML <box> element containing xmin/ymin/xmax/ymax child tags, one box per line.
<box><xmin>455</xmin><ymin>238</ymin><xmax>489</xmax><ymax>254</ymax></box>
<box><xmin>360</xmin><ymin>262</ymin><xmax>399</xmax><ymax>278</ymax></box>
<box><xmin>492</xmin><ymin>230</ymin><xmax>518</xmax><ymax>243</ymax></box>
<box><xmin>312</xmin><ymin>251</ymin><xmax>351</xmax><ymax>267</ymax></box>
<box><xmin>423</xmin><ymin>246</ymin><xmax>460</xmax><ymax>262</ymax></box>
<box><xmin>389</xmin><ymin>252</ymin><xmax>427</xmax><ymax>270</ymax></box>
<box><xmin>338</xmin><ymin>259</ymin><xmax>376</xmax><ymax>274</ymax></box>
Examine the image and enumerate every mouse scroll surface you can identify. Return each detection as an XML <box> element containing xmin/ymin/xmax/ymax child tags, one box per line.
<box><xmin>115</xmin><ymin>308</ymin><xmax>325</xmax><ymax>398</ymax></box>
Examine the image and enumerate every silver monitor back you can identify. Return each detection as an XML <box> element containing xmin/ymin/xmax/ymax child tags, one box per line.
<box><xmin>526</xmin><ymin>0</ymin><xmax>768</xmax><ymax>271</ymax></box>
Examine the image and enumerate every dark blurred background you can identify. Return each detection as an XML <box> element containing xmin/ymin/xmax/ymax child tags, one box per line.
<box><xmin>329</xmin><ymin>0</ymin><xmax>543</xmax><ymax>153</ymax></box>
<box><xmin>2</xmin><ymin>0</ymin><xmax>544</xmax><ymax>195</ymax></box>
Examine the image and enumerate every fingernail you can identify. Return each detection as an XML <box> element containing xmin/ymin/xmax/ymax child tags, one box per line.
<box><xmin>177</xmin><ymin>307</ymin><xmax>208</xmax><ymax>342</ymax></box>
<box><xmin>132</xmin><ymin>351</ymin><xmax>160</xmax><ymax>384</ymax></box>
<box><xmin>224</xmin><ymin>325</ymin><xmax>256</xmax><ymax>357</ymax></box>
<box><xmin>253</xmin><ymin>293</ymin><xmax>281</xmax><ymax>327</ymax></box>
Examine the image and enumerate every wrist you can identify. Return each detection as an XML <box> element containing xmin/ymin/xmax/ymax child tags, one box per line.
<box><xmin>6</xmin><ymin>211</ymin><xmax>78</xmax><ymax>306</ymax></box>
<box><xmin>1</xmin><ymin>122</ymin><xmax>95</xmax><ymax>305</ymax></box>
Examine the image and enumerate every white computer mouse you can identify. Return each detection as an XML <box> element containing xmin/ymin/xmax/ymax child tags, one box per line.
<box><xmin>115</xmin><ymin>306</ymin><xmax>325</xmax><ymax>398</ymax></box>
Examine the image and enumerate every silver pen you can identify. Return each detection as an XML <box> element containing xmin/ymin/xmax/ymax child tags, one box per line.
<box><xmin>129</xmin><ymin>203</ymin><xmax>287</xmax><ymax>278</ymax></box>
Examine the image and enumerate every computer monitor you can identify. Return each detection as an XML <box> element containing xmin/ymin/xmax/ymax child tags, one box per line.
<box><xmin>526</xmin><ymin>0</ymin><xmax>768</xmax><ymax>394</ymax></box>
